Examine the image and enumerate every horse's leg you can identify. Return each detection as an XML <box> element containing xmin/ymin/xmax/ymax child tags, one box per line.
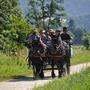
<box><xmin>57</xmin><ymin>63</ymin><xmax>61</xmax><ymax>78</ymax></box>
<box><xmin>35</xmin><ymin>63</ymin><xmax>40</xmax><ymax>78</ymax></box>
<box><xmin>66</xmin><ymin>45</ymin><xmax>71</xmax><ymax>74</ymax></box>
<box><xmin>60</xmin><ymin>57</ymin><xmax>68</xmax><ymax>76</ymax></box>
<box><xmin>35</xmin><ymin>58</ymin><xmax>44</xmax><ymax>79</ymax></box>
<box><xmin>66</xmin><ymin>57</ymin><xmax>70</xmax><ymax>74</ymax></box>
<box><xmin>57</xmin><ymin>61</ymin><xmax>63</xmax><ymax>78</ymax></box>
<box><xmin>38</xmin><ymin>60</ymin><xmax>44</xmax><ymax>79</ymax></box>
<box><xmin>32</xmin><ymin>64</ymin><xmax>37</xmax><ymax>79</ymax></box>
<box><xmin>29</xmin><ymin>57</ymin><xmax>36</xmax><ymax>79</ymax></box>
<box><xmin>51</xmin><ymin>59</ymin><xmax>55</xmax><ymax>78</ymax></box>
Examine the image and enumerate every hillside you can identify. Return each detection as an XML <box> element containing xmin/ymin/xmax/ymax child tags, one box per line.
<box><xmin>64</xmin><ymin>0</ymin><xmax>90</xmax><ymax>32</ymax></box>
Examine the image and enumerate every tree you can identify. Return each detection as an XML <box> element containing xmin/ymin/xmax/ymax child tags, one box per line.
<box><xmin>83</xmin><ymin>38</ymin><xmax>90</xmax><ymax>50</ymax></box>
<box><xmin>68</xmin><ymin>18</ymin><xmax>76</xmax><ymax>33</ymax></box>
<box><xmin>82</xmin><ymin>32</ymin><xmax>90</xmax><ymax>50</ymax></box>
<box><xmin>26</xmin><ymin>0</ymin><xmax>66</xmax><ymax>30</ymax></box>
<box><xmin>0</xmin><ymin>0</ymin><xmax>32</xmax><ymax>54</ymax></box>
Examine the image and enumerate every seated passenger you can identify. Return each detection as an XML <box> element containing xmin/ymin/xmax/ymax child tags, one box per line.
<box><xmin>45</xmin><ymin>31</ymin><xmax>52</xmax><ymax>55</ymax></box>
<box><xmin>39</xmin><ymin>30</ymin><xmax>47</xmax><ymax>44</ymax></box>
<box><xmin>60</xmin><ymin>27</ymin><xmax>71</xmax><ymax>45</ymax></box>
<box><xmin>60</xmin><ymin>27</ymin><xmax>73</xmax><ymax>58</ymax></box>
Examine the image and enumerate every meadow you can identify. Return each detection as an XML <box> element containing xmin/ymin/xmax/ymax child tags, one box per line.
<box><xmin>0</xmin><ymin>50</ymin><xmax>32</xmax><ymax>81</ymax></box>
<box><xmin>71</xmin><ymin>46</ymin><xmax>90</xmax><ymax>65</ymax></box>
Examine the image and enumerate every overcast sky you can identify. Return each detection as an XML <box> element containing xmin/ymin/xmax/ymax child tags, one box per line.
<box><xmin>19</xmin><ymin>0</ymin><xmax>90</xmax><ymax>17</ymax></box>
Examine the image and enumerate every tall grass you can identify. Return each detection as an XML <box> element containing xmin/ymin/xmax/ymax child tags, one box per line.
<box><xmin>71</xmin><ymin>46</ymin><xmax>90</xmax><ymax>65</ymax></box>
<box><xmin>0</xmin><ymin>53</ymin><xmax>31</xmax><ymax>81</ymax></box>
<box><xmin>34</xmin><ymin>67</ymin><xmax>90</xmax><ymax>90</ymax></box>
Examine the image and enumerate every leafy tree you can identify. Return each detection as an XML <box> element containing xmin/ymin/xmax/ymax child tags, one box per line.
<box><xmin>83</xmin><ymin>38</ymin><xmax>90</xmax><ymax>50</ymax></box>
<box><xmin>26</xmin><ymin>0</ymin><xmax>66</xmax><ymax>30</ymax></box>
<box><xmin>82</xmin><ymin>32</ymin><xmax>90</xmax><ymax>50</ymax></box>
<box><xmin>0</xmin><ymin>0</ymin><xmax>32</xmax><ymax>54</ymax></box>
<box><xmin>68</xmin><ymin>18</ymin><xmax>76</xmax><ymax>33</ymax></box>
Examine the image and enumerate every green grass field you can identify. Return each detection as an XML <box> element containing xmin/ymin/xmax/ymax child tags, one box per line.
<box><xmin>0</xmin><ymin>53</ymin><xmax>32</xmax><ymax>81</ymax></box>
<box><xmin>0</xmin><ymin>46</ymin><xmax>90</xmax><ymax>81</ymax></box>
<box><xmin>34</xmin><ymin>67</ymin><xmax>90</xmax><ymax>90</ymax></box>
<box><xmin>71</xmin><ymin>46</ymin><xmax>90</xmax><ymax>65</ymax></box>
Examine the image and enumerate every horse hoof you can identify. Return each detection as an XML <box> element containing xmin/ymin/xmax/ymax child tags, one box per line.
<box><xmin>39</xmin><ymin>73</ymin><xmax>44</xmax><ymax>79</ymax></box>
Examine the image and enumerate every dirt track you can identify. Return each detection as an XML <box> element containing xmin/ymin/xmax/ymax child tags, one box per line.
<box><xmin>0</xmin><ymin>62</ymin><xmax>90</xmax><ymax>90</ymax></box>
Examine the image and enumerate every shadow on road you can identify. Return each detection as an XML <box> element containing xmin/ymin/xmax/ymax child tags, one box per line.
<box><xmin>9</xmin><ymin>76</ymin><xmax>52</xmax><ymax>82</ymax></box>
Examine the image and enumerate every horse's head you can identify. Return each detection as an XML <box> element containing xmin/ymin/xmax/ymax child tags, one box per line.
<box><xmin>50</xmin><ymin>35</ymin><xmax>66</xmax><ymax>56</ymax></box>
<box><xmin>50</xmin><ymin>35</ymin><xmax>60</xmax><ymax>55</ymax></box>
<box><xmin>51</xmin><ymin>35</ymin><xmax>59</xmax><ymax>50</ymax></box>
<box><xmin>30</xmin><ymin>45</ymin><xmax>44</xmax><ymax>57</ymax></box>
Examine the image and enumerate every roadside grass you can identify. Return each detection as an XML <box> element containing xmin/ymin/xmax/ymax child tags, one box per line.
<box><xmin>71</xmin><ymin>46</ymin><xmax>90</xmax><ymax>65</ymax></box>
<box><xmin>34</xmin><ymin>67</ymin><xmax>90</xmax><ymax>90</ymax></box>
<box><xmin>0</xmin><ymin>53</ymin><xmax>32</xmax><ymax>81</ymax></box>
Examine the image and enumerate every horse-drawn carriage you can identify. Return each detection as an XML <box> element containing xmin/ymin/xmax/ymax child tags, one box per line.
<box><xmin>27</xmin><ymin>36</ymin><xmax>71</xmax><ymax>79</ymax></box>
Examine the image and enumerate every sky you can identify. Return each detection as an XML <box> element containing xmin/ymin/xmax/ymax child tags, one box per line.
<box><xmin>19</xmin><ymin>0</ymin><xmax>90</xmax><ymax>17</ymax></box>
<box><xmin>64</xmin><ymin>0</ymin><xmax>90</xmax><ymax>17</ymax></box>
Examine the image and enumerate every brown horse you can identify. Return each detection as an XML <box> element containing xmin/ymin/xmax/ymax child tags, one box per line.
<box><xmin>48</xmin><ymin>35</ymin><xmax>70</xmax><ymax>78</ymax></box>
<box><xmin>28</xmin><ymin>45</ymin><xmax>45</xmax><ymax>79</ymax></box>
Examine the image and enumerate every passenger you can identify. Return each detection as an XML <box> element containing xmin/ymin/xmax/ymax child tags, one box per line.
<box><xmin>45</xmin><ymin>31</ymin><xmax>52</xmax><ymax>55</ymax></box>
<box><xmin>48</xmin><ymin>29</ymin><xmax>55</xmax><ymax>37</ymax></box>
<box><xmin>61</xmin><ymin>27</ymin><xmax>72</xmax><ymax>57</ymax></box>
<box><xmin>45</xmin><ymin>31</ymin><xmax>52</xmax><ymax>47</ymax></box>
<box><xmin>55</xmin><ymin>29</ymin><xmax>61</xmax><ymax>37</ymax></box>
<box><xmin>50</xmin><ymin>30</ymin><xmax>59</xmax><ymax>45</ymax></box>
<box><xmin>39</xmin><ymin>30</ymin><xmax>47</xmax><ymax>44</ymax></box>
<box><xmin>39</xmin><ymin>30</ymin><xmax>47</xmax><ymax>54</ymax></box>
<box><xmin>55</xmin><ymin>29</ymin><xmax>63</xmax><ymax>44</ymax></box>
<box><xmin>60</xmin><ymin>27</ymin><xmax>71</xmax><ymax>44</ymax></box>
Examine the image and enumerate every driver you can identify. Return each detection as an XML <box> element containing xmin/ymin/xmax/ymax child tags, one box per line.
<box><xmin>60</xmin><ymin>27</ymin><xmax>71</xmax><ymax>44</ymax></box>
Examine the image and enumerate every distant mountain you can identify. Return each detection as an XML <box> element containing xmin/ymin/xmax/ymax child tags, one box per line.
<box><xmin>19</xmin><ymin>0</ymin><xmax>90</xmax><ymax>32</ymax></box>
<box><xmin>64</xmin><ymin>0</ymin><xmax>90</xmax><ymax>32</ymax></box>
<box><xmin>73</xmin><ymin>14</ymin><xmax>90</xmax><ymax>32</ymax></box>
